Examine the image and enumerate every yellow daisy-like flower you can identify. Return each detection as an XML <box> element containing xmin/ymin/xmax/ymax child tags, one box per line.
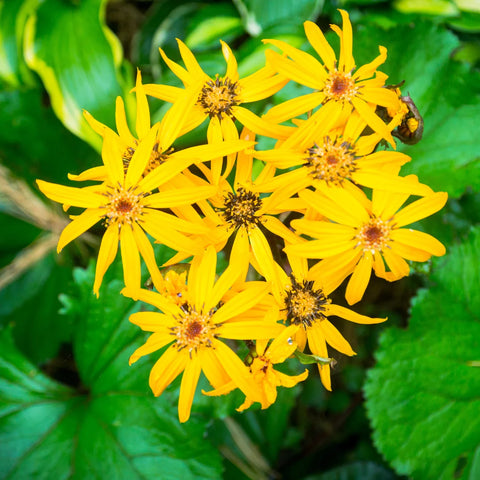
<box><xmin>204</xmin><ymin>325</ymin><xmax>308</xmax><ymax>411</ymax></box>
<box><xmin>254</xmin><ymin>111</ymin><xmax>433</xmax><ymax>196</ymax></box>
<box><xmin>270</xmin><ymin>255</ymin><xmax>386</xmax><ymax>390</ymax></box>
<box><xmin>263</xmin><ymin>9</ymin><xmax>401</xmax><ymax>146</ymax></box>
<box><xmin>165</xmin><ymin>150</ymin><xmax>304</xmax><ymax>285</ymax></box>
<box><xmin>285</xmin><ymin>185</ymin><xmax>448</xmax><ymax>305</ymax></box>
<box><xmin>123</xmin><ymin>246</ymin><xmax>285</xmax><ymax>422</ymax></box>
<box><xmin>142</xmin><ymin>39</ymin><xmax>292</xmax><ymax>159</ymax></box>
<box><xmin>36</xmin><ymin>127</ymin><xmax>221</xmax><ymax>296</ymax></box>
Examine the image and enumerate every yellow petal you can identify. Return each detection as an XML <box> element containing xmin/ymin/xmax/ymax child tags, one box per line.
<box><xmin>178</xmin><ymin>355</ymin><xmax>202</xmax><ymax>423</ymax></box>
<box><xmin>263</xmin><ymin>215</ymin><xmax>303</xmax><ymax>245</ymax></box>
<box><xmin>36</xmin><ymin>180</ymin><xmax>105</xmax><ymax>208</ymax></box>
<box><xmin>131</xmin><ymin>223</ymin><xmax>164</xmax><ymax>291</ymax></box>
<box><xmin>93</xmin><ymin>224</ymin><xmax>119</xmax><ymax>296</ymax></box>
<box><xmin>391</xmin><ymin>229</ymin><xmax>446</xmax><ymax>257</ymax></box>
<box><xmin>159</xmin><ymin>47</ymin><xmax>190</xmax><ymax>85</ymax></box>
<box><xmin>351</xmin><ymin>96</ymin><xmax>395</xmax><ymax>147</ymax></box>
<box><xmin>351</xmin><ymin>170</ymin><xmax>433</xmax><ymax>196</ymax></box>
<box><xmin>263</xmin><ymin>91</ymin><xmax>326</xmax><ymax>124</ymax></box>
<box><xmin>129</xmin><ymin>311</ymin><xmax>174</xmax><ymax>331</ymax></box>
<box><xmin>142</xmin><ymin>209</ymin><xmax>207</xmax><ymax>234</ymax></box>
<box><xmin>102</xmin><ymin>128</ymin><xmax>126</xmax><ymax>186</ymax></box>
<box><xmin>189</xmin><ymin>246</ymin><xmax>217</xmax><ymax>312</ymax></box>
<box><xmin>249</xmin><ymin>227</ymin><xmax>283</xmax><ymax>286</ymax></box>
<box><xmin>146</xmin><ymin>186</ymin><xmax>216</xmax><ymax>208</ymax></box>
<box><xmin>285</xmin><ymin>238</ymin><xmax>358</xmax><ymax>259</ymax></box>
<box><xmin>233</xmin><ymin>106</ymin><xmax>293</xmax><ymax>139</ymax></box>
<box><xmin>345</xmin><ymin>251</ymin><xmax>372</xmax><ymax>305</ymax></box>
<box><xmin>275</xmin><ymin>369</ymin><xmax>309</xmax><ymax>388</ymax></box>
<box><xmin>128</xmin><ymin>331</ymin><xmax>174</xmax><ymax>364</ymax></box>
<box><xmin>142</xmin><ymin>83</ymin><xmax>183</xmax><ymax>103</ymax></box>
<box><xmin>268</xmin><ymin>325</ymin><xmax>300</xmax><ymax>363</ymax></box>
<box><xmin>318</xmin><ymin>320</ymin><xmax>356</xmax><ymax>356</ymax></box>
<box><xmin>68</xmin><ymin>166</ymin><xmax>107</xmax><ymax>182</ymax></box>
<box><xmin>353</xmin><ymin>46</ymin><xmax>387</xmax><ymax>80</ymax></box>
<box><xmin>177</xmin><ymin>38</ymin><xmax>206</xmax><ymax>79</ymax></box>
<box><xmin>213</xmin><ymin>282</ymin><xmax>269</xmax><ymax>325</ymax></box>
<box><xmin>291</xmin><ymin>219</ymin><xmax>356</xmax><ymax>241</ymax></box>
<box><xmin>122</xmin><ymin>286</ymin><xmax>182</xmax><ymax>316</ymax></box>
<box><xmin>393</xmin><ymin>192</ymin><xmax>448</xmax><ymax>228</ymax></box>
<box><xmin>221</xmin><ymin>40</ymin><xmax>239</xmax><ymax>82</ymax></box>
<box><xmin>149</xmin><ymin>345</ymin><xmax>188</xmax><ymax>396</ymax></box>
<box><xmin>338</xmin><ymin>10</ymin><xmax>355</xmax><ymax>72</ymax></box>
<box><xmin>326</xmin><ymin>303</ymin><xmax>386</xmax><ymax>324</ymax></box>
<box><xmin>134</xmin><ymin>70</ymin><xmax>151</xmax><ymax>139</ymax></box>
<box><xmin>263</xmin><ymin>48</ymin><xmax>323</xmax><ymax>90</ymax></box>
<box><xmin>199</xmin><ymin>348</ymin><xmax>231</xmax><ymax>389</ymax></box>
<box><xmin>304</xmin><ymin>20</ymin><xmax>336</xmax><ymax>71</ymax></box>
<box><xmin>360</xmin><ymin>87</ymin><xmax>399</xmax><ymax>108</ymax></box>
<box><xmin>115</xmin><ymin>96</ymin><xmax>136</xmax><ymax>144</ymax></box>
<box><xmin>389</xmin><ymin>240</ymin><xmax>433</xmax><ymax>262</ymax></box>
<box><xmin>125</xmin><ymin>124</ymin><xmax>159</xmax><ymax>189</ymax></box>
<box><xmin>304</xmin><ymin>324</ymin><xmax>332</xmax><ymax>390</ymax></box>
<box><xmin>120</xmin><ymin>225</ymin><xmax>141</xmax><ymax>290</ymax></box>
<box><xmin>56</xmin><ymin>208</ymin><xmax>103</xmax><ymax>252</ymax></box>
<box><xmin>212</xmin><ymin>339</ymin><xmax>262</xmax><ymax>402</ymax></box>
<box><xmin>382</xmin><ymin>248</ymin><xmax>410</xmax><ymax>280</ymax></box>
<box><xmin>220</xmin><ymin>320</ymin><xmax>284</xmax><ymax>340</ymax></box>
<box><xmin>239</xmin><ymin>72</ymin><xmax>289</xmax><ymax>103</ymax></box>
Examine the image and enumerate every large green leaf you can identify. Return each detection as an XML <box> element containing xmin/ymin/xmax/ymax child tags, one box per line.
<box><xmin>0</xmin><ymin>0</ymin><xmax>37</xmax><ymax>87</ymax></box>
<box><xmin>23</xmin><ymin>0</ymin><xmax>130</xmax><ymax>151</ymax></box>
<box><xmin>0</xmin><ymin>263</ymin><xmax>223</xmax><ymax>479</ymax></box>
<box><xmin>353</xmin><ymin>19</ymin><xmax>480</xmax><ymax>197</ymax></box>
<box><xmin>364</xmin><ymin>227</ymin><xmax>480</xmax><ymax>479</ymax></box>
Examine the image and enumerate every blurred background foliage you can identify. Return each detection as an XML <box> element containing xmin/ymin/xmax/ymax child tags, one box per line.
<box><xmin>1</xmin><ymin>0</ymin><xmax>480</xmax><ymax>478</ymax></box>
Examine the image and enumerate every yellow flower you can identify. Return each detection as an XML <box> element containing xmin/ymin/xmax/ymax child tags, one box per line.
<box><xmin>37</xmin><ymin>127</ymin><xmax>222</xmax><ymax>296</ymax></box>
<box><xmin>254</xmin><ymin>111</ymin><xmax>433</xmax><ymax>196</ymax></box>
<box><xmin>165</xmin><ymin>148</ymin><xmax>304</xmax><ymax>285</ymax></box>
<box><xmin>204</xmin><ymin>325</ymin><xmax>308</xmax><ymax>411</ymax></box>
<box><xmin>285</xmin><ymin>185</ymin><xmax>448</xmax><ymax>305</ymax></box>
<box><xmin>142</xmin><ymin>40</ymin><xmax>292</xmax><ymax>146</ymax></box>
<box><xmin>123</xmin><ymin>246</ymin><xmax>285</xmax><ymax>422</ymax></box>
<box><xmin>270</xmin><ymin>255</ymin><xmax>386</xmax><ymax>390</ymax></box>
<box><xmin>263</xmin><ymin>10</ymin><xmax>401</xmax><ymax>146</ymax></box>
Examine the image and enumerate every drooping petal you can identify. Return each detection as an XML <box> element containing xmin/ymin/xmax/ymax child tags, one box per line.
<box><xmin>318</xmin><ymin>320</ymin><xmax>356</xmax><ymax>356</ymax></box>
<box><xmin>305</xmin><ymin>325</ymin><xmax>332</xmax><ymax>390</ymax></box>
<box><xmin>212</xmin><ymin>339</ymin><xmax>262</xmax><ymax>402</ymax></box>
<box><xmin>131</xmin><ymin>223</ymin><xmax>164</xmax><ymax>290</ymax></box>
<box><xmin>56</xmin><ymin>208</ymin><xmax>103</xmax><ymax>252</ymax></box>
<box><xmin>93</xmin><ymin>224</ymin><xmax>119</xmax><ymax>296</ymax></box>
<box><xmin>149</xmin><ymin>345</ymin><xmax>188</xmax><ymax>396</ymax></box>
<box><xmin>249</xmin><ymin>227</ymin><xmax>282</xmax><ymax>287</ymax></box>
<box><xmin>345</xmin><ymin>251</ymin><xmax>373</xmax><ymax>305</ymax></box>
<box><xmin>199</xmin><ymin>347</ymin><xmax>231</xmax><ymax>389</ymax></box>
<box><xmin>178</xmin><ymin>354</ymin><xmax>202</xmax><ymax>422</ymax></box>
<box><xmin>120</xmin><ymin>225</ymin><xmax>141</xmax><ymax>290</ymax></box>
<box><xmin>382</xmin><ymin>248</ymin><xmax>410</xmax><ymax>280</ymax></box>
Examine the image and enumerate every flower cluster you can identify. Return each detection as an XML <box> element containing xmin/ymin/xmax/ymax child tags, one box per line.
<box><xmin>37</xmin><ymin>10</ymin><xmax>447</xmax><ymax>422</ymax></box>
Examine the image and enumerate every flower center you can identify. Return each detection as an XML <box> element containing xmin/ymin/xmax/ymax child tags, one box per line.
<box><xmin>284</xmin><ymin>277</ymin><xmax>331</xmax><ymax>327</ymax></box>
<box><xmin>198</xmin><ymin>76</ymin><xmax>240</xmax><ymax>119</ymax></box>
<box><xmin>171</xmin><ymin>307</ymin><xmax>218</xmax><ymax>354</ymax></box>
<box><xmin>323</xmin><ymin>71</ymin><xmax>358</xmax><ymax>102</ymax></box>
<box><xmin>356</xmin><ymin>216</ymin><xmax>391</xmax><ymax>253</ymax></box>
<box><xmin>221</xmin><ymin>187</ymin><xmax>263</xmax><ymax>230</ymax></box>
<box><xmin>104</xmin><ymin>186</ymin><xmax>144</xmax><ymax>226</ymax></box>
<box><xmin>305</xmin><ymin>137</ymin><xmax>357</xmax><ymax>185</ymax></box>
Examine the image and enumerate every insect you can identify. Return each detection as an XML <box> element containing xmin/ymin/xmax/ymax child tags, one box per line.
<box><xmin>393</xmin><ymin>94</ymin><xmax>424</xmax><ymax>145</ymax></box>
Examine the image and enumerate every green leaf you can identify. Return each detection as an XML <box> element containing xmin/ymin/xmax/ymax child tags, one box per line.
<box><xmin>353</xmin><ymin>19</ymin><xmax>480</xmax><ymax>198</ymax></box>
<box><xmin>365</xmin><ymin>227</ymin><xmax>480</xmax><ymax>479</ymax></box>
<box><xmin>233</xmin><ymin>0</ymin><xmax>324</xmax><ymax>36</ymax></box>
<box><xmin>393</xmin><ymin>0</ymin><xmax>459</xmax><ymax>15</ymax></box>
<box><xmin>0</xmin><ymin>0</ymin><xmax>38</xmax><ymax>87</ymax></box>
<box><xmin>23</xmin><ymin>0</ymin><xmax>129</xmax><ymax>151</ymax></box>
<box><xmin>0</xmin><ymin>87</ymin><xmax>99</xmax><ymax>186</ymax></box>
<box><xmin>0</xmin><ymin>263</ymin><xmax>223</xmax><ymax>479</ymax></box>
<box><xmin>185</xmin><ymin>3</ymin><xmax>243</xmax><ymax>51</ymax></box>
